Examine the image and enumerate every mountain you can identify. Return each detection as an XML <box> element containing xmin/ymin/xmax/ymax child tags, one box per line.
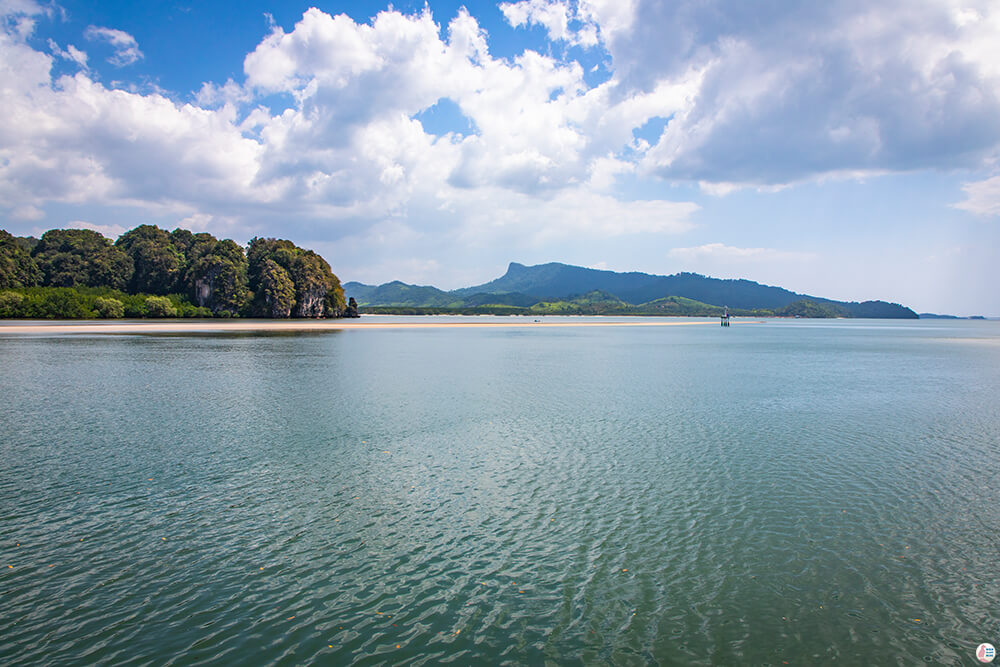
<box><xmin>455</xmin><ymin>262</ymin><xmax>812</xmax><ymax>309</ymax></box>
<box><xmin>344</xmin><ymin>262</ymin><xmax>918</xmax><ymax>318</ymax></box>
<box><xmin>341</xmin><ymin>280</ymin><xmax>456</xmax><ymax>307</ymax></box>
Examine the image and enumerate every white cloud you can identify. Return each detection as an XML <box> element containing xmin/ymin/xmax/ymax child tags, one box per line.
<box><xmin>3</xmin><ymin>4</ymin><xmax>705</xmax><ymax>253</ymax></box>
<box><xmin>84</xmin><ymin>26</ymin><xmax>143</xmax><ymax>66</ymax></box>
<box><xmin>194</xmin><ymin>79</ymin><xmax>251</xmax><ymax>108</ymax></box>
<box><xmin>63</xmin><ymin>220</ymin><xmax>127</xmax><ymax>239</ymax></box>
<box><xmin>4</xmin><ymin>0</ymin><xmax>999</xmax><ymax>295</ymax></box>
<box><xmin>448</xmin><ymin>187</ymin><xmax>697</xmax><ymax>247</ymax></box>
<box><xmin>595</xmin><ymin>0</ymin><xmax>1000</xmax><ymax>186</ymax></box>
<box><xmin>954</xmin><ymin>174</ymin><xmax>1000</xmax><ymax>216</ymax></box>
<box><xmin>0</xmin><ymin>0</ymin><xmax>48</xmax><ymax>38</ymax></box>
<box><xmin>10</xmin><ymin>204</ymin><xmax>43</xmax><ymax>220</ymax></box>
<box><xmin>48</xmin><ymin>39</ymin><xmax>87</xmax><ymax>67</ymax></box>
<box><xmin>669</xmin><ymin>243</ymin><xmax>816</xmax><ymax>263</ymax></box>
<box><xmin>500</xmin><ymin>0</ymin><xmax>601</xmax><ymax>47</ymax></box>
<box><xmin>502</xmin><ymin>0</ymin><xmax>566</xmax><ymax>43</ymax></box>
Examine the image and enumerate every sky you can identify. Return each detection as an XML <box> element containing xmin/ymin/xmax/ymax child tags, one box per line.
<box><xmin>0</xmin><ymin>0</ymin><xmax>998</xmax><ymax>315</ymax></box>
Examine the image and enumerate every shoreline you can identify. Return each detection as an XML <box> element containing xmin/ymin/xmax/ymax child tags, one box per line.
<box><xmin>0</xmin><ymin>317</ymin><xmax>726</xmax><ymax>335</ymax></box>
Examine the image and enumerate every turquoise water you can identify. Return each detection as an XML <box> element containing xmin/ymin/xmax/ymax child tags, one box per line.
<box><xmin>1</xmin><ymin>318</ymin><xmax>998</xmax><ymax>665</ymax></box>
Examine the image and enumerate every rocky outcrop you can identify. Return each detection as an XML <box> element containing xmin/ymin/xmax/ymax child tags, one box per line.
<box><xmin>247</xmin><ymin>238</ymin><xmax>346</xmax><ymax>318</ymax></box>
<box><xmin>344</xmin><ymin>297</ymin><xmax>359</xmax><ymax>318</ymax></box>
<box><xmin>294</xmin><ymin>285</ymin><xmax>328</xmax><ymax>318</ymax></box>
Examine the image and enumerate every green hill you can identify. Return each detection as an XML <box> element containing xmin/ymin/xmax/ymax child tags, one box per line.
<box><xmin>344</xmin><ymin>262</ymin><xmax>918</xmax><ymax>318</ymax></box>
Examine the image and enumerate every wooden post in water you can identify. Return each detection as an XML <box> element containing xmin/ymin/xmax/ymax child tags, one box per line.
<box><xmin>721</xmin><ymin>305</ymin><xmax>730</xmax><ymax>327</ymax></box>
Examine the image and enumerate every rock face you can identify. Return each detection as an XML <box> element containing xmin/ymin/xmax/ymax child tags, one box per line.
<box><xmin>294</xmin><ymin>285</ymin><xmax>328</xmax><ymax>318</ymax></box>
<box><xmin>344</xmin><ymin>297</ymin><xmax>360</xmax><ymax>318</ymax></box>
<box><xmin>194</xmin><ymin>276</ymin><xmax>212</xmax><ymax>307</ymax></box>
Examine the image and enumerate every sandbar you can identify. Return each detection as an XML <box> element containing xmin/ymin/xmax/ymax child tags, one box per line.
<box><xmin>0</xmin><ymin>318</ymin><xmax>726</xmax><ymax>335</ymax></box>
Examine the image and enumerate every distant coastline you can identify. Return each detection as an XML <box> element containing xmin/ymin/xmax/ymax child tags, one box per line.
<box><xmin>346</xmin><ymin>261</ymin><xmax>920</xmax><ymax>319</ymax></box>
<box><xmin>3</xmin><ymin>227</ymin><xmax>928</xmax><ymax>320</ymax></box>
<box><xmin>0</xmin><ymin>317</ymin><xmax>724</xmax><ymax>335</ymax></box>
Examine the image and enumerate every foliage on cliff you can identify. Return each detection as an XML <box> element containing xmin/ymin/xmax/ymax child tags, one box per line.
<box><xmin>184</xmin><ymin>237</ymin><xmax>249</xmax><ymax>316</ymax></box>
<box><xmin>247</xmin><ymin>238</ymin><xmax>345</xmax><ymax>318</ymax></box>
<box><xmin>32</xmin><ymin>229</ymin><xmax>134</xmax><ymax>290</ymax></box>
<box><xmin>0</xmin><ymin>225</ymin><xmax>345</xmax><ymax>319</ymax></box>
<box><xmin>0</xmin><ymin>230</ymin><xmax>41</xmax><ymax>288</ymax></box>
<box><xmin>115</xmin><ymin>225</ymin><xmax>186</xmax><ymax>295</ymax></box>
<box><xmin>775</xmin><ymin>300</ymin><xmax>849</xmax><ymax>318</ymax></box>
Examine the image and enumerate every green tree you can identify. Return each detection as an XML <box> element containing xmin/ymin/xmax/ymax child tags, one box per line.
<box><xmin>116</xmin><ymin>225</ymin><xmax>185</xmax><ymax>294</ymax></box>
<box><xmin>93</xmin><ymin>296</ymin><xmax>125</xmax><ymax>319</ymax></box>
<box><xmin>14</xmin><ymin>236</ymin><xmax>39</xmax><ymax>253</ymax></box>
<box><xmin>32</xmin><ymin>229</ymin><xmax>133</xmax><ymax>290</ymax></box>
<box><xmin>0</xmin><ymin>230</ymin><xmax>42</xmax><ymax>288</ymax></box>
<box><xmin>251</xmin><ymin>259</ymin><xmax>296</xmax><ymax>317</ymax></box>
<box><xmin>0</xmin><ymin>290</ymin><xmax>25</xmax><ymax>317</ymax></box>
<box><xmin>168</xmin><ymin>228</ymin><xmax>196</xmax><ymax>257</ymax></box>
<box><xmin>21</xmin><ymin>288</ymin><xmax>94</xmax><ymax>319</ymax></box>
<box><xmin>183</xmin><ymin>238</ymin><xmax>249</xmax><ymax>314</ymax></box>
<box><xmin>776</xmin><ymin>299</ymin><xmax>848</xmax><ymax>318</ymax></box>
<box><xmin>144</xmin><ymin>295</ymin><xmax>177</xmax><ymax>318</ymax></box>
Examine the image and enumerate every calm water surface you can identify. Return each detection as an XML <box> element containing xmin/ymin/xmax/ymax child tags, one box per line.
<box><xmin>1</xmin><ymin>318</ymin><xmax>999</xmax><ymax>665</ymax></box>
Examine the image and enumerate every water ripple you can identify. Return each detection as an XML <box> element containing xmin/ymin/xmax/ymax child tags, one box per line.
<box><xmin>1</xmin><ymin>322</ymin><xmax>999</xmax><ymax>664</ymax></box>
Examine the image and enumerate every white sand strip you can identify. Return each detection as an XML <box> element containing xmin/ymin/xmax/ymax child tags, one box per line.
<box><xmin>0</xmin><ymin>319</ymin><xmax>729</xmax><ymax>335</ymax></box>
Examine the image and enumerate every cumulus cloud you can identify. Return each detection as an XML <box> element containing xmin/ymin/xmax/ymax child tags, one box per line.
<box><xmin>47</xmin><ymin>39</ymin><xmax>86</xmax><ymax>67</ymax></box>
<box><xmin>84</xmin><ymin>25</ymin><xmax>143</xmax><ymax>66</ymax></box>
<box><xmin>1</xmin><ymin>0</ymin><xmax>998</xmax><ymax>285</ymax></box>
<box><xmin>0</xmin><ymin>4</ymin><xmax>700</xmax><ymax>250</ymax></box>
<box><xmin>954</xmin><ymin>175</ymin><xmax>1000</xmax><ymax>216</ymax></box>
<box><xmin>194</xmin><ymin>78</ymin><xmax>252</xmax><ymax>109</ymax></box>
<box><xmin>598</xmin><ymin>0</ymin><xmax>1000</xmax><ymax>186</ymax></box>
<box><xmin>499</xmin><ymin>0</ymin><xmax>599</xmax><ymax>47</ymax></box>
<box><xmin>0</xmin><ymin>0</ymin><xmax>48</xmax><ymax>38</ymax></box>
<box><xmin>61</xmin><ymin>220</ymin><xmax>127</xmax><ymax>239</ymax></box>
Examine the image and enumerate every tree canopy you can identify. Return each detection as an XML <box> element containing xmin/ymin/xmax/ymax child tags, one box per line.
<box><xmin>0</xmin><ymin>230</ymin><xmax>41</xmax><ymax>288</ymax></box>
<box><xmin>184</xmin><ymin>237</ymin><xmax>249</xmax><ymax>315</ymax></box>
<box><xmin>0</xmin><ymin>225</ymin><xmax>348</xmax><ymax>319</ymax></box>
<box><xmin>115</xmin><ymin>225</ymin><xmax>185</xmax><ymax>295</ymax></box>
<box><xmin>32</xmin><ymin>229</ymin><xmax>134</xmax><ymax>290</ymax></box>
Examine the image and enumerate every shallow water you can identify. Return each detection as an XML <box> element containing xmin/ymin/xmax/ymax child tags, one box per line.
<box><xmin>1</xmin><ymin>318</ymin><xmax>999</xmax><ymax>665</ymax></box>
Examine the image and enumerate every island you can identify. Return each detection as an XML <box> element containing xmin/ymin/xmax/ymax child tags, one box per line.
<box><xmin>0</xmin><ymin>226</ymin><xmax>345</xmax><ymax>319</ymax></box>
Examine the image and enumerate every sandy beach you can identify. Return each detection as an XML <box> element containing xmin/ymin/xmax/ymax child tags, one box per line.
<box><xmin>0</xmin><ymin>318</ymin><xmax>724</xmax><ymax>335</ymax></box>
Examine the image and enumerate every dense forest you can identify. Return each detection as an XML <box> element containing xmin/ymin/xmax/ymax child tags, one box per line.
<box><xmin>0</xmin><ymin>226</ymin><xmax>349</xmax><ymax>319</ymax></box>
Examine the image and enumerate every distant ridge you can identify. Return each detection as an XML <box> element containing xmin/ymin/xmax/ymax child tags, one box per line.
<box><xmin>344</xmin><ymin>262</ymin><xmax>918</xmax><ymax>318</ymax></box>
<box><xmin>453</xmin><ymin>262</ymin><xmax>806</xmax><ymax>309</ymax></box>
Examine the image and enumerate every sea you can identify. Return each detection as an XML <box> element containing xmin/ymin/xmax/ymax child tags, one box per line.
<box><xmin>1</xmin><ymin>317</ymin><xmax>998</xmax><ymax>666</ymax></box>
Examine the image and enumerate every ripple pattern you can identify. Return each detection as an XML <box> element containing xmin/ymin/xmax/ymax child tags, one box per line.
<box><xmin>1</xmin><ymin>320</ymin><xmax>999</xmax><ymax>665</ymax></box>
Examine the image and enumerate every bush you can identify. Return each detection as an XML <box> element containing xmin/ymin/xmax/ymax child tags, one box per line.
<box><xmin>23</xmin><ymin>288</ymin><xmax>94</xmax><ymax>319</ymax></box>
<box><xmin>93</xmin><ymin>297</ymin><xmax>125</xmax><ymax>319</ymax></box>
<box><xmin>0</xmin><ymin>290</ymin><xmax>25</xmax><ymax>317</ymax></box>
<box><xmin>144</xmin><ymin>295</ymin><xmax>177</xmax><ymax>318</ymax></box>
<box><xmin>164</xmin><ymin>294</ymin><xmax>212</xmax><ymax>318</ymax></box>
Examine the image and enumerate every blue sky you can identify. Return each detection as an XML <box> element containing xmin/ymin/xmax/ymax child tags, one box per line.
<box><xmin>1</xmin><ymin>0</ymin><xmax>998</xmax><ymax>315</ymax></box>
